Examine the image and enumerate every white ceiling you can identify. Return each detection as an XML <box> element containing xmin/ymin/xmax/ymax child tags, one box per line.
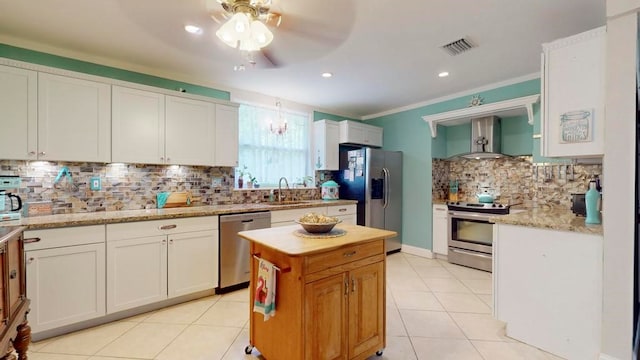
<box><xmin>0</xmin><ymin>0</ymin><xmax>605</xmax><ymax>118</ymax></box>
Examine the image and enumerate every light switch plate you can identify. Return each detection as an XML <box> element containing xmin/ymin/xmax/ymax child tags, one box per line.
<box><xmin>90</xmin><ymin>176</ymin><xmax>101</xmax><ymax>191</ymax></box>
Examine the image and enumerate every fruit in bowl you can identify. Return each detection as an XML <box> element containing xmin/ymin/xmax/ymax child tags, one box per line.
<box><xmin>295</xmin><ymin>213</ymin><xmax>341</xmax><ymax>233</ymax></box>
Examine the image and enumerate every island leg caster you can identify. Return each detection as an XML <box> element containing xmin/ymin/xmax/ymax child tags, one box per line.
<box><xmin>376</xmin><ymin>350</ymin><xmax>384</xmax><ymax>356</ymax></box>
<box><xmin>244</xmin><ymin>345</ymin><xmax>254</xmax><ymax>354</ymax></box>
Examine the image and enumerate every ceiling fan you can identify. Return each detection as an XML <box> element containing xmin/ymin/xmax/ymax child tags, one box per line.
<box><xmin>208</xmin><ymin>0</ymin><xmax>355</xmax><ymax>69</ymax></box>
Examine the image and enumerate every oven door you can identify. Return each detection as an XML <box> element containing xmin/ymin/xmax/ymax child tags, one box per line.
<box><xmin>447</xmin><ymin>211</ymin><xmax>494</xmax><ymax>272</ymax></box>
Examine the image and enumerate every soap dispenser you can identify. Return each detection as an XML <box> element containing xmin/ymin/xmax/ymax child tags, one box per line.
<box><xmin>585</xmin><ymin>179</ymin><xmax>601</xmax><ymax>224</ymax></box>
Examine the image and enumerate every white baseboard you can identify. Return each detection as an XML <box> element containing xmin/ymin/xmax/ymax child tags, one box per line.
<box><xmin>400</xmin><ymin>244</ymin><xmax>434</xmax><ymax>259</ymax></box>
<box><xmin>599</xmin><ymin>353</ymin><xmax>623</xmax><ymax>360</ymax></box>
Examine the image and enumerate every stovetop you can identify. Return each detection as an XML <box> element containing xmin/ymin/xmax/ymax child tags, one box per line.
<box><xmin>447</xmin><ymin>201</ymin><xmax>510</xmax><ymax>215</ymax></box>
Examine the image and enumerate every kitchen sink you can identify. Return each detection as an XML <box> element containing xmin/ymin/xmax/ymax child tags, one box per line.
<box><xmin>262</xmin><ymin>200</ymin><xmax>307</xmax><ymax>206</ymax></box>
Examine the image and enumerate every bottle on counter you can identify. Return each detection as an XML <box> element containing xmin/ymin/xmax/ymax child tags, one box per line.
<box><xmin>585</xmin><ymin>180</ymin><xmax>601</xmax><ymax>224</ymax></box>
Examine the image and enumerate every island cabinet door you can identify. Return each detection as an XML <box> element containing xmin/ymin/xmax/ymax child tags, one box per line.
<box><xmin>304</xmin><ymin>272</ymin><xmax>349</xmax><ymax>360</ymax></box>
<box><xmin>348</xmin><ymin>261</ymin><xmax>385</xmax><ymax>359</ymax></box>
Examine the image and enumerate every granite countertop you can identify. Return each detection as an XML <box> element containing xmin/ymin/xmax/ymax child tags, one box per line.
<box><xmin>238</xmin><ymin>223</ymin><xmax>396</xmax><ymax>256</ymax></box>
<box><xmin>0</xmin><ymin>200</ymin><xmax>357</xmax><ymax>230</ymax></box>
<box><xmin>490</xmin><ymin>208</ymin><xmax>603</xmax><ymax>236</ymax></box>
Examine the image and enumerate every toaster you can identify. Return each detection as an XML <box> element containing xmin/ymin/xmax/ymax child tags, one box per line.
<box><xmin>571</xmin><ymin>193</ymin><xmax>586</xmax><ymax>216</ymax></box>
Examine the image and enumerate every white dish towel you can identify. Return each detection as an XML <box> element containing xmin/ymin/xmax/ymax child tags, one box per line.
<box><xmin>253</xmin><ymin>258</ymin><xmax>276</xmax><ymax>321</ymax></box>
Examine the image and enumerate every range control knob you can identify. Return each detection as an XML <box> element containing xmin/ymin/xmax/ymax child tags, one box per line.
<box><xmin>498</xmin><ymin>204</ymin><xmax>504</xmax><ymax>207</ymax></box>
<box><xmin>491</xmin><ymin>204</ymin><xmax>496</xmax><ymax>207</ymax></box>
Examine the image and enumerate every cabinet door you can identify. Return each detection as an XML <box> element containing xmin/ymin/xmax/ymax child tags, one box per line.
<box><xmin>0</xmin><ymin>65</ymin><xmax>37</xmax><ymax>160</ymax></box>
<box><xmin>0</xmin><ymin>246</ymin><xmax>6</xmax><ymax>335</ymax></box>
<box><xmin>314</xmin><ymin>120</ymin><xmax>340</xmax><ymax>170</ymax></box>
<box><xmin>542</xmin><ymin>27</ymin><xmax>605</xmax><ymax>158</ymax></box>
<box><xmin>348</xmin><ymin>261</ymin><xmax>384</xmax><ymax>359</ymax></box>
<box><xmin>339</xmin><ymin>121</ymin><xmax>365</xmax><ymax>145</ymax></box>
<box><xmin>26</xmin><ymin>243</ymin><xmax>106</xmax><ymax>333</ymax></box>
<box><xmin>304</xmin><ymin>272</ymin><xmax>348</xmax><ymax>360</ymax></box>
<box><xmin>432</xmin><ymin>205</ymin><xmax>449</xmax><ymax>256</ymax></box>
<box><xmin>112</xmin><ymin>86</ymin><xmax>165</xmax><ymax>164</ymax></box>
<box><xmin>364</xmin><ymin>125</ymin><xmax>383</xmax><ymax>147</ymax></box>
<box><xmin>107</xmin><ymin>235</ymin><xmax>167</xmax><ymax>313</ymax></box>
<box><xmin>215</xmin><ymin>104</ymin><xmax>239</xmax><ymax>167</ymax></box>
<box><xmin>6</xmin><ymin>235</ymin><xmax>23</xmax><ymax>319</ymax></box>
<box><xmin>168</xmin><ymin>230</ymin><xmax>218</xmax><ymax>298</ymax></box>
<box><xmin>327</xmin><ymin>205</ymin><xmax>357</xmax><ymax>225</ymax></box>
<box><xmin>38</xmin><ymin>73</ymin><xmax>111</xmax><ymax>162</ymax></box>
<box><xmin>165</xmin><ymin>96</ymin><xmax>216</xmax><ymax>166</ymax></box>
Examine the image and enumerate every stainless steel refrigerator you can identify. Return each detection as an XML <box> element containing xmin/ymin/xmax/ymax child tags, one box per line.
<box><xmin>336</xmin><ymin>147</ymin><xmax>402</xmax><ymax>253</ymax></box>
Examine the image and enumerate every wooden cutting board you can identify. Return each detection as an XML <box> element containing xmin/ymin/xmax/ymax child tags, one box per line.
<box><xmin>163</xmin><ymin>192</ymin><xmax>193</xmax><ymax>208</ymax></box>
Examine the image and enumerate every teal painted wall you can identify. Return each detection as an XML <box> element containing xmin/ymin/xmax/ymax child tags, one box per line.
<box><xmin>502</xmin><ymin>115</ymin><xmax>533</xmax><ymax>156</ymax></box>
<box><xmin>0</xmin><ymin>43</ymin><xmax>230</xmax><ymax>100</ymax></box>
<box><xmin>313</xmin><ymin>111</ymin><xmax>359</xmax><ymax>122</ymax></box>
<box><xmin>369</xmin><ymin>78</ymin><xmax>541</xmax><ymax>251</ymax></box>
<box><xmin>446</xmin><ymin>124</ymin><xmax>472</xmax><ymax>157</ymax></box>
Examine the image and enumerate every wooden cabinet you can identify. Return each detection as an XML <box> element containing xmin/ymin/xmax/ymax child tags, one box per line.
<box><xmin>244</xmin><ymin>225</ymin><xmax>390</xmax><ymax>360</ymax></box>
<box><xmin>339</xmin><ymin>120</ymin><xmax>383</xmax><ymax>147</ymax></box>
<box><xmin>0</xmin><ymin>65</ymin><xmax>37</xmax><ymax>161</ymax></box>
<box><xmin>541</xmin><ymin>26</ymin><xmax>606</xmax><ymax>158</ymax></box>
<box><xmin>314</xmin><ymin>119</ymin><xmax>340</xmax><ymax>170</ymax></box>
<box><xmin>24</xmin><ymin>225</ymin><xmax>106</xmax><ymax>335</ymax></box>
<box><xmin>0</xmin><ymin>227</ymin><xmax>30</xmax><ymax>360</ymax></box>
<box><xmin>215</xmin><ymin>104</ymin><xmax>240</xmax><ymax>167</ymax></box>
<box><xmin>493</xmin><ymin>224</ymin><xmax>602</xmax><ymax>359</ymax></box>
<box><xmin>112</xmin><ymin>86</ymin><xmax>165</xmax><ymax>164</ymax></box>
<box><xmin>112</xmin><ymin>85</ymin><xmax>238</xmax><ymax>166</ymax></box>
<box><xmin>38</xmin><ymin>72</ymin><xmax>111</xmax><ymax>162</ymax></box>
<box><xmin>327</xmin><ymin>204</ymin><xmax>357</xmax><ymax>225</ymax></box>
<box><xmin>106</xmin><ymin>217</ymin><xmax>218</xmax><ymax>313</ymax></box>
<box><xmin>432</xmin><ymin>204</ymin><xmax>448</xmax><ymax>257</ymax></box>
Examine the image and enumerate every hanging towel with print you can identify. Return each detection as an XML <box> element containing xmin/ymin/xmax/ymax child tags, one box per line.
<box><xmin>253</xmin><ymin>258</ymin><xmax>276</xmax><ymax>321</ymax></box>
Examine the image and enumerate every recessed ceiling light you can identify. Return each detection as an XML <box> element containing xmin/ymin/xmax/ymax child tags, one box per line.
<box><xmin>321</xmin><ymin>72</ymin><xmax>333</xmax><ymax>78</ymax></box>
<box><xmin>438</xmin><ymin>71</ymin><xmax>449</xmax><ymax>78</ymax></box>
<box><xmin>184</xmin><ymin>25</ymin><xmax>203</xmax><ymax>35</ymax></box>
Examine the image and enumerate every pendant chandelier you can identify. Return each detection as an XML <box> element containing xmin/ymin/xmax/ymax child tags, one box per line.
<box><xmin>270</xmin><ymin>101</ymin><xmax>287</xmax><ymax>135</ymax></box>
<box><xmin>215</xmin><ymin>0</ymin><xmax>274</xmax><ymax>52</ymax></box>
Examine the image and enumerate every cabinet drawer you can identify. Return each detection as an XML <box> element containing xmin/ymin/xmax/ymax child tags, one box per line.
<box><xmin>271</xmin><ymin>208</ymin><xmax>320</xmax><ymax>224</ymax></box>
<box><xmin>304</xmin><ymin>240</ymin><xmax>384</xmax><ymax>274</ymax></box>
<box><xmin>24</xmin><ymin>225</ymin><xmax>105</xmax><ymax>250</ymax></box>
<box><xmin>326</xmin><ymin>204</ymin><xmax>356</xmax><ymax>216</ymax></box>
<box><xmin>107</xmin><ymin>216</ymin><xmax>217</xmax><ymax>241</ymax></box>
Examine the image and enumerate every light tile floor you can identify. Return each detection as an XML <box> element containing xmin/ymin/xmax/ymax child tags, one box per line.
<box><xmin>27</xmin><ymin>253</ymin><xmax>565</xmax><ymax>360</ymax></box>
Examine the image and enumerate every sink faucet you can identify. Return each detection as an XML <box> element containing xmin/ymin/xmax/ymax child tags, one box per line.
<box><xmin>278</xmin><ymin>177</ymin><xmax>289</xmax><ymax>202</ymax></box>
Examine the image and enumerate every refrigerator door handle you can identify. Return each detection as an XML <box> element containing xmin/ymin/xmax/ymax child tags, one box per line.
<box><xmin>382</xmin><ymin>167</ymin><xmax>390</xmax><ymax>209</ymax></box>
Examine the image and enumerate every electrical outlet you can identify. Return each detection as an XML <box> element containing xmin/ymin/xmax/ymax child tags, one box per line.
<box><xmin>212</xmin><ymin>178</ymin><xmax>222</xmax><ymax>187</ymax></box>
<box><xmin>90</xmin><ymin>176</ymin><xmax>101</xmax><ymax>191</ymax></box>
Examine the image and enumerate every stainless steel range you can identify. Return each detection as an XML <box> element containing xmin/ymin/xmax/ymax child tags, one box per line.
<box><xmin>447</xmin><ymin>201</ymin><xmax>511</xmax><ymax>272</ymax></box>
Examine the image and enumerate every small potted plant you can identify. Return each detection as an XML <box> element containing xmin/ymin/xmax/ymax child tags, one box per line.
<box><xmin>236</xmin><ymin>165</ymin><xmax>248</xmax><ymax>188</ymax></box>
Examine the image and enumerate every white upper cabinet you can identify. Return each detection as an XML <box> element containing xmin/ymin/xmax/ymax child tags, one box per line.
<box><xmin>339</xmin><ymin>120</ymin><xmax>383</xmax><ymax>147</ymax></box>
<box><xmin>313</xmin><ymin>119</ymin><xmax>340</xmax><ymax>170</ymax></box>
<box><xmin>0</xmin><ymin>65</ymin><xmax>37</xmax><ymax>160</ymax></box>
<box><xmin>214</xmin><ymin>104</ymin><xmax>239</xmax><ymax>167</ymax></box>
<box><xmin>165</xmin><ymin>95</ymin><xmax>216</xmax><ymax>166</ymax></box>
<box><xmin>112</xmin><ymin>86</ymin><xmax>165</xmax><ymax>164</ymax></box>
<box><xmin>541</xmin><ymin>27</ymin><xmax>606</xmax><ymax>158</ymax></box>
<box><xmin>38</xmin><ymin>72</ymin><xmax>111</xmax><ymax>162</ymax></box>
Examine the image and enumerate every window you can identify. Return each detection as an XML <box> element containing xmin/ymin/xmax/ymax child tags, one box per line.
<box><xmin>238</xmin><ymin>103</ymin><xmax>311</xmax><ymax>187</ymax></box>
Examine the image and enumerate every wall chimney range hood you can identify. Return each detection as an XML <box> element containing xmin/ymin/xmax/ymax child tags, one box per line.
<box><xmin>457</xmin><ymin>116</ymin><xmax>505</xmax><ymax>159</ymax></box>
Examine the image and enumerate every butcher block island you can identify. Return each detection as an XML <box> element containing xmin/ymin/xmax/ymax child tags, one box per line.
<box><xmin>238</xmin><ymin>224</ymin><xmax>396</xmax><ymax>360</ymax></box>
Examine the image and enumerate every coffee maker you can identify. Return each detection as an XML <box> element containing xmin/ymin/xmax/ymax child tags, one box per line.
<box><xmin>0</xmin><ymin>176</ymin><xmax>22</xmax><ymax>221</ymax></box>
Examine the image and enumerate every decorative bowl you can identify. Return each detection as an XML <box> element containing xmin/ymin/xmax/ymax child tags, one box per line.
<box><xmin>295</xmin><ymin>219</ymin><xmax>342</xmax><ymax>234</ymax></box>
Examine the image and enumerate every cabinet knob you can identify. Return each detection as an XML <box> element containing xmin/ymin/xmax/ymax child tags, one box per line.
<box><xmin>338</xmin><ymin>208</ymin><xmax>347</xmax><ymax>212</ymax></box>
<box><xmin>9</xmin><ymin>270</ymin><xmax>16</xmax><ymax>279</ymax></box>
<box><xmin>28</xmin><ymin>151</ymin><xmax>36</xmax><ymax>156</ymax></box>
<box><xmin>160</xmin><ymin>157</ymin><xmax>164</xmax><ymax>160</ymax></box>
<box><xmin>38</xmin><ymin>151</ymin><xmax>46</xmax><ymax>156</ymax></box>
<box><xmin>27</xmin><ymin>257</ymin><xmax>34</xmax><ymax>264</ymax></box>
<box><xmin>159</xmin><ymin>224</ymin><xmax>177</xmax><ymax>230</ymax></box>
<box><xmin>351</xmin><ymin>278</ymin><xmax>356</xmax><ymax>293</ymax></box>
<box><xmin>343</xmin><ymin>251</ymin><xmax>356</xmax><ymax>257</ymax></box>
<box><xmin>344</xmin><ymin>279</ymin><xmax>349</xmax><ymax>295</ymax></box>
<box><xmin>169</xmin><ymin>239</ymin><xmax>173</xmax><ymax>245</ymax></box>
<box><xmin>162</xmin><ymin>239</ymin><xmax>167</xmax><ymax>245</ymax></box>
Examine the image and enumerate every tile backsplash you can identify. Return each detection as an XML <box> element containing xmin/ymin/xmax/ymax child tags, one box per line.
<box><xmin>433</xmin><ymin>157</ymin><xmax>602</xmax><ymax>209</ymax></box>
<box><xmin>0</xmin><ymin>161</ymin><xmax>320</xmax><ymax>214</ymax></box>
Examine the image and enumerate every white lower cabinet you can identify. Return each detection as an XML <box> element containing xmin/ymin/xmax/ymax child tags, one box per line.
<box><xmin>106</xmin><ymin>216</ymin><xmax>218</xmax><ymax>314</ymax></box>
<box><xmin>432</xmin><ymin>204</ymin><xmax>448</xmax><ymax>256</ymax></box>
<box><xmin>493</xmin><ymin>224</ymin><xmax>602</xmax><ymax>359</ymax></box>
<box><xmin>23</xmin><ymin>225</ymin><xmax>106</xmax><ymax>334</ymax></box>
<box><xmin>327</xmin><ymin>204</ymin><xmax>357</xmax><ymax>224</ymax></box>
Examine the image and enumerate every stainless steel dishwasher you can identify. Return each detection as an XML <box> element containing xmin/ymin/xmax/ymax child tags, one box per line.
<box><xmin>219</xmin><ymin>211</ymin><xmax>271</xmax><ymax>293</ymax></box>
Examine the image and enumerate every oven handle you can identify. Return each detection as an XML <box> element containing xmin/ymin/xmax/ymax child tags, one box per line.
<box><xmin>448</xmin><ymin>211</ymin><xmax>496</xmax><ymax>223</ymax></box>
<box><xmin>449</xmin><ymin>247</ymin><xmax>492</xmax><ymax>259</ymax></box>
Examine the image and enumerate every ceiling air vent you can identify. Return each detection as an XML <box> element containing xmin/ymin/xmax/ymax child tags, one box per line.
<box><xmin>441</xmin><ymin>37</ymin><xmax>476</xmax><ymax>56</ymax></box>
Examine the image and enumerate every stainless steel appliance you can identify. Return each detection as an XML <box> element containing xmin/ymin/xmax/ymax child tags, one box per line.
<box><xmin>219</xmin><ymin>212</ymin><xmax>271</xmax><ymax>292</ymax></box>
<box><xmin>336</xmin><ymin>147</ymin><xmax>402</xmax><ymax>253</ymax></box>
<box><xmin>447</xmin><ymin>201</ymin><xmax>511</xmax><ymax>272</ymax></box>
<box><xmin>453</xmin><ymin>116</ymin><xmax>507</xmax><ymax>159</ymax></box>
<box><xmin>0</xmin><ymin>176</ymin><xmax>22</xmax><ymax>222</ymax></box>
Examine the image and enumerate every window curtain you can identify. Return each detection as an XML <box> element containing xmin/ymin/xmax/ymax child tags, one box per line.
<box><xmin>238</xmin><ymin>103</ymin><xmax>310</xmax><ymax>187</ymax></box>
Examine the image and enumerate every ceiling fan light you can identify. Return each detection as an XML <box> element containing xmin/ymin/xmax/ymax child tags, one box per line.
<box><xmin>239</xmin><ymin>38</ymin><xmax>260</xmax><ymax>52</ymax></box>
<box><xmin>216</xmin><ymin>25</ymin><xmax>239</xmax><ymax>48</ymax></box>
<box><xmin>250</xmin><ymin>20</ymin><xmax>273</xmax><ymax>47</ymax></box>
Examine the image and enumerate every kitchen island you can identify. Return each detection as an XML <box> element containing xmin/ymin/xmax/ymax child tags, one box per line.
<box><xmin>238</xmin><ymin>224</ymin><xmax>396</xmax><ymax>360</ymax></box>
